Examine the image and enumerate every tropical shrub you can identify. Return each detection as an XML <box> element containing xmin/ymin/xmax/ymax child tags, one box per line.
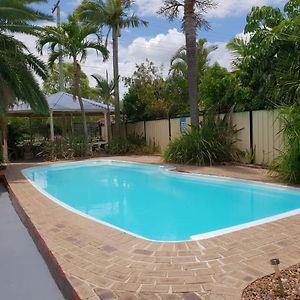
<box><xmin>164</xmin><ymin>114</ymin><xmax>239</xmax><ymax>166</ymax></box>
<box><xmin>106</xmin><ymin>138</ymin><xmax>130</xmax><ymax>155</ymax></box>
<box><xmin>127</xmin><ymin>132</ymin><xmax>146</xmax><ymax>147</ymax></box>
<box><xmin>269</xmin><ymin>106</ymin><xmax>300</xmax><ymax>183</ymax></box>
<box><xmin>42</xmin><ymin>135</ymin><xmax>91</xmax><ymax>160</ymax></box>
<box><xmin>106</xmin><ymin>133</ymin><xmax>159</xmax><ymax>155</ymax></box>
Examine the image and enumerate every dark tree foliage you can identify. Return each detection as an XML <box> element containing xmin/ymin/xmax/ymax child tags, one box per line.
<box><xmin>228</xmin><ymin>0</ymin><xmax>300</xmax><ymax>109</ymax></box>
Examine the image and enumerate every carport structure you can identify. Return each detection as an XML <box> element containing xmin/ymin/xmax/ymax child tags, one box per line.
<box><xmin>1</xmin><ymin>92</ymin><xmax>113</xmax><ymax>160</ymax></box>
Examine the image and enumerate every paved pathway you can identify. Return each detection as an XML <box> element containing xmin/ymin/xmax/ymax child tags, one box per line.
<box><xmin>0</xmin><ymin>183</ymin><xmax>65</xmax><ymax>300</ymax></box>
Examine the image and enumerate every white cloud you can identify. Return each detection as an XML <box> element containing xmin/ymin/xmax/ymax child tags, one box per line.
<box><xmin>207</xmin><ymin>42</ymin><xmax>234</xmax><ymax>70</ymax></box>
<box><xmin>82</xmin><ymin>28</ymin><xmax>186</xmax><ymax>97</ymax></box>
<box><xmin>135</xmin><ymin>0</ymin><xmax>162</xmax><ymax>17</ymax></box>
<box><xmin>136</xmin><ymin>0</ymin><xmax>284</xmax><ymax>19</ymax></box>
<box><xmin>82</xmin><ymin>29</ymin><xmax>236</xmax><ymax>97</ymax></box>
<box><xmin>126</xmin><ymin>28</ymin><xmax>185</xmax><ymax>67</ymax></box>
<box><xmin>208</xmin><ymin>0</ymin><xmax>284</xmax><ymax>18</ymax></box>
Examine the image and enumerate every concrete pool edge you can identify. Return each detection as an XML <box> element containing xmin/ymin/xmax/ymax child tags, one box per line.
<box><xmin>22</xmin><ymin>159</ymin><xmax>300</xmax><ymax>243</ymax></box>
<box><xmin>3</xmin><ymin>158</ymin><xmax>300</xmax><ymax>300</ymax></box>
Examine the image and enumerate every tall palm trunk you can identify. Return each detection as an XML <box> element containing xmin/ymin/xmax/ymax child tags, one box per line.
<box><xmin>112</xmin><ymin>25</ymin><xmax>121</xmax><ymax>138</ymax></box>
<box><xmin>73</xmin><ymin>59</ymin><xmax>88</xmax><ymax>141</ymax></box>
<box><xmin>184</xmin><ymin>0</ymin><xmax>199</xmax><ymax>129</ymax></box>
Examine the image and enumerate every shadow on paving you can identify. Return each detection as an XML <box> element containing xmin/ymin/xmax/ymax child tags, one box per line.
<box><xmin>0</xmin><ymin>183</ymin><xmax>65</xmax><ymax>300</ymax></box>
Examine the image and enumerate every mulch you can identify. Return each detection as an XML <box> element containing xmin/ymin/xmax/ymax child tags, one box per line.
<box><xmin>242</xmin><ymin>263</ymin><xmax>300</xmax><ymax>300</ymax></box>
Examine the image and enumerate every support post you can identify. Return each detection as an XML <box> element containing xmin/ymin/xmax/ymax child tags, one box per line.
<box><xmin>249</xmin><ymin>110</ymin><xmax>254</xmax><ymax>163</ymax></box>
<box><xmin>62</xmin><ymin>114</ymin><xmax>66</xmax><ymax>136</ymax></box>
<box><xmin>50</xmin><ymin>110</ymin><xmax>54</xmax><ymax>141</ymax></box>
<box><xmin>168</xmin><ymin>115</ymin><xmax>171</xmax><ymax>141</ymax></box>
<box><xmin>0</xmin><ymin>116</ymin><xmax>8</xmax><ymax>162</ymax></box>
<box><xmin>104</xmin><ymin>111</ymin><xmax>109</xmax><ymax>143</ymax></box>
<box><xmin>70</xmin><ymin>113</ymin><xmax>74</xmax><ymax>134</ymax></box>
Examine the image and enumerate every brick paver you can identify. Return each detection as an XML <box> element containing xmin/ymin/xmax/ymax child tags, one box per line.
<box><xmin>2</xmin><ymin>156</ymin><xmax>300</xmax><ymax>300</ymax></box>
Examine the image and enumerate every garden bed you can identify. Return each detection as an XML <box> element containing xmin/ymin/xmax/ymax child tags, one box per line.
<box><xmin>242</xmin><ymin>263</ymin><xmax>300</xmax><ymax>300</ymax></box>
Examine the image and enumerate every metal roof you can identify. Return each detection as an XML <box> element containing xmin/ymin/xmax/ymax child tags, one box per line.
<box><xmin>8</xmin><ymin>92</ymin><xmax>114</xmax><ymax>115</ymax></box>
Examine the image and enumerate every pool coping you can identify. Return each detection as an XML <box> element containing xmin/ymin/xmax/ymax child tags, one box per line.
<box><xmin>3</xmin><ymin>157</ymin><xmax>300</xmax><ymax>300</ymax></box>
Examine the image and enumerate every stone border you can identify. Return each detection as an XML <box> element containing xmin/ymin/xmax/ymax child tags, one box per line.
<box><xmin>2</xmin><ymin>159</ymin><xmax>300</xmax><ymax>300</ymax></box>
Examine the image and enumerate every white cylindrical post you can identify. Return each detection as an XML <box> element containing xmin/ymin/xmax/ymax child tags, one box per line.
<box><xmin>70</xmin><ymin>113</ymin><xmax>74</xmax><ymax>134</ymax></box>
<box><xmin>104</xmin><ymin>111</ymin><xmax>109</xmax><ymax>142</ymax></box>
<box><xmin>50</xmin><ymin>110</ymin><xmax>54</xmax><ymax>141</ymax></box>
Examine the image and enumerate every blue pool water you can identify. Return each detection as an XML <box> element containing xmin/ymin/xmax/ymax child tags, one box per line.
<box><xmin>23</xmin><ymin>160</ymin><xmax>300</xmax><ymax>241</ymax></box>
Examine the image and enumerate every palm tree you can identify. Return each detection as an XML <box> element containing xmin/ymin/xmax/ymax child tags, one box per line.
<box><xmin>92</xmin><ymin>72</ymin><xmax>116</xmax><ymax>142</ymax></box>
<box><xmin>0</xmin><ymin>0</ymin><xmax>52</xmax><ymax>34</ymax></box>
<box><xmin>0</xmin><ymin>0</ymin><xmax>52</xmax><ymax>113</ymax></box>
<box><xmin>158</xmin><ymin>0</ymin><xmax>215</xmax><ymax>129</ymax></box>
<box><xmin>227</xmin><ymin>37</ymin><xmax>252</xmax><ymax>70</ymax></box>
<box><xmin>0</xmin><ymin>0</ymin><xmax>52</xmax><ymax>162</ymax></box>
<box><xmin>169</xmin><ymin>38</ymin><xmax>217</xmax><ymax>80</ymax></box>
<box><xmin>76</xmin><ymin>0</ymin><xmax>148</xmax><ymax>137</ymax></box>
<box><xmin>0</xmin><ymin>35</ymin><xmax>49</xmax><ymax>114</ymax></box>
<box><xmin>37</xmin><ymin>14</ymin><xmax>108</xmax><ymax>142</ymax></box>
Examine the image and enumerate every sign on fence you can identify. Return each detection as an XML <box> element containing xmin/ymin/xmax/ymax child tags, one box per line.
<box><xmin>180</xmin><ymin>117</ymin><xmax>187</xmax><ymax>133</ymax></box>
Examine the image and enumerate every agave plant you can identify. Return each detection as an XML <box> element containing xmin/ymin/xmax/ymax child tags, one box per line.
<box><xmin>164</xmin><ymin>111</ymin><xmax>239</xmax><ymax>166</ymax></box>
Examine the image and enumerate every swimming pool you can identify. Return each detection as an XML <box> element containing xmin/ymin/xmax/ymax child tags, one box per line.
<box><xmin>23</xmin><ymin>160</ymin><xmax>300</xmax><ymax>241</ymax></box>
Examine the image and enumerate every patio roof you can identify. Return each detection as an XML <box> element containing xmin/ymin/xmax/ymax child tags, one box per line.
<box><xmin>8</xmin><ymin>92</ymin><xmax>113</xmax><ymax>116</ymax></box>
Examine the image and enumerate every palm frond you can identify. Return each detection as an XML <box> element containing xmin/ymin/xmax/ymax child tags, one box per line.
<box><xmin>0</xmin><ymin>0</ymin><xmax>52</xmax><ymax>34</ymax></box>
<box><xmin>0</xmin><ymin>33</ymin><xmax>48</xmax><ymax>114</ymax></box>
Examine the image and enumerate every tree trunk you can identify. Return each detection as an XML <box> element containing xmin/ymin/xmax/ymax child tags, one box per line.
<box><xmin>73</xmin><ymin>59</ymin><xmax>88</xmax><ymax>142</ymax></box>
<box><xmin>184</xmin><ymin>0</ymin><xmax>199</xmax><ymax>129</ymax></box>
<box><xmin>112</xmin><ymin>26</ymin><xmax>121</xmax><ymax>138</ymax></box>
<box><xmin>0</xmin><ymin>115</ymin><xmax>8</xmax><ymax>162</ymax></box>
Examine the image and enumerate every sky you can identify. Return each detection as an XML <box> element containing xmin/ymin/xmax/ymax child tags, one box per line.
<box><xmin>17</xmin><ymin>0</ymin><xmax>286</xmax><ymax>98</ymax></box>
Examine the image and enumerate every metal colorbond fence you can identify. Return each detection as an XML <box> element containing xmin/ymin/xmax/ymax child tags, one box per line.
<box><xmin>112</xmin><ymin>110</ymin><xmax>283</xmax><ymax>165</ymax></box>
<box><xmin>252</xmin><ymin>110</ymin><xmax>283</xmax><ymax>165</ymax></box>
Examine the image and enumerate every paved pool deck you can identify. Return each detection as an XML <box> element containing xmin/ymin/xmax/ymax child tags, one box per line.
<box><xmin>2</xmin><ymin>156</ymin><xmax>300</xmax><ymax>300</ymax></box>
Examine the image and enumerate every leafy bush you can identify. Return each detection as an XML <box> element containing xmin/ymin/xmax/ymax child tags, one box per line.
<box><xmin>269</xmin><ymin>105</ymin><xmax>300</xmax><ymax>183</ymax></box>
<box><xmin>106</xmin><ymin>138</ymin><xmax>130</xmax><ymax>154</ymax></box>
<box><xmin>164</xmin><ymin>114</ymin><xmax>239</xmax><ymax>166</ymax></box>
<box><xmin>106</xmin><ymin>133</ymin><xmax>159</xmax><ymax>155</ymax></box>
<box><xmin>65</xmin><ymin>135</ymin><xmax>90</xmax><ymax>157</ymax></box>
<box><xmin>42</xmin><ymin>135</ymin><xmax>91</xmax><ymax>160</ymax></box>
<box><xmin>8</xmin><ymin>118</ymin><xmax>49</xmax><ymax>147</ymax></box>
<box><xmin>42</xmin><ymin>138</ymin><xmax>71</xmax><ymax>160</ymax></box>
<box><xmin>127</xmin><ymin>132</ymin><xmax>146</xmax><ymax>147</ymax></box>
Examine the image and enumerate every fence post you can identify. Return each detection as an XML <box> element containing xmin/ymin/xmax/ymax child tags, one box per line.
<box><xmin>249</xmin><ymin>110</ymin><xmax>254</xmax><ymax>163</ymax></box>
<box><xmin>143</xmin><ymin>120</ymin><xmax>147</xmax><ymax>141</ymax></box>
<box><xmin>168</xmin><ymin>116</ymin><xmax>171</xmax><ymax>141</ymax></box>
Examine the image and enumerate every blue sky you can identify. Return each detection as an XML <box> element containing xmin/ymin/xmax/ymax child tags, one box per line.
<box><xmin>37</xmin><ymin>0</ymin><xmax>284</xmax><ymax>44</ymax></box>
<box><xmin>26</xmin><ymin>0</ymin><xmax>285</xmax><ymax>96</ymax></box>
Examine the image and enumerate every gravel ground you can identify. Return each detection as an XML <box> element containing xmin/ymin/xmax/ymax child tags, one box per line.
<box><xmin>242</xmin><ymin>263</ymin><xmax>300</xmax><ymax>300</ymax></box>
